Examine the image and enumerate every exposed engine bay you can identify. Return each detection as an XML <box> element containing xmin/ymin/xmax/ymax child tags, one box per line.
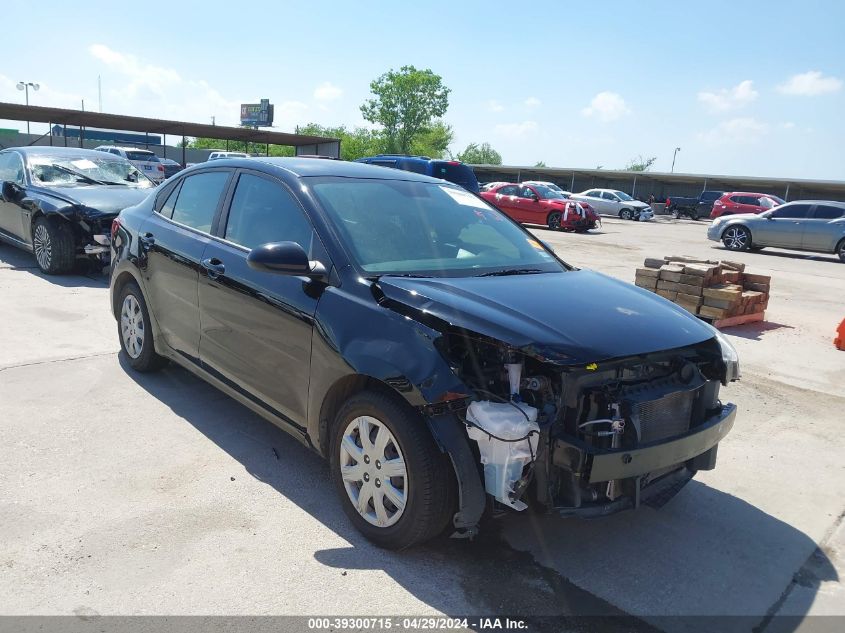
<box><xmin>433</xmin><ymin>331</ymin><xmax>737</xmax><ymax>521</ymax></box>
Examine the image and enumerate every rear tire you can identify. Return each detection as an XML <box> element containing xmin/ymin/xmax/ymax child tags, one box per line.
<box><xmin>547</xmin><ymin>212</ymin><xmax>561</xmax><ymax>230</ymax></box>
<box><xmin>837</xmin><ymin>239</ymin><xmax>845</xmax><ymax>263</ymax></box>
<box><xmin>722</xmin><ymin>226</ymin><xmax>751</xmax><ymax>251</ymax></box>
<box><xmin>330</xmin><ymin>390</ymin><xmax>453</xmax><ymax>550</ymax></box>
<box><xmin>32</xmin><ymin>216</ymin><xmax>75</xmax><ymax>275</ymax></box>
<box><xmin>620</xmin><ymin>208</ymin><xmax>633</xmax><ymax>221</ymax></box>
<box><xmin>117</xmin><ymin>282</ymin><xmax>167</xmax><ymax>372</ymax></box>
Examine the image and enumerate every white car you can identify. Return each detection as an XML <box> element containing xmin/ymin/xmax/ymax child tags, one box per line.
<box><xmin>207</xmin><ymin>151</ymin><xmax>249</xmax><ymax>161</ymax></box>
<box><xmin>94</xmin><ymin>146</ymin><xmax>165</xmax><ymax>183</ymax></box>
<box><xmin>570</xmin><ymin>188</ymin><xmax>654</xmax><ymax>221</ymax></box>
<box><xmin>522</xmin><ymin>181</ymin><xmax>572</xmax><ymax>197</ymax></box>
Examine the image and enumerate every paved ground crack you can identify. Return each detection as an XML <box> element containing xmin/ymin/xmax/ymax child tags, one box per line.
<box><xmin>0</xmin><ymin>351</ymin><xmax>118</xmax><ymax>374</ymax></box>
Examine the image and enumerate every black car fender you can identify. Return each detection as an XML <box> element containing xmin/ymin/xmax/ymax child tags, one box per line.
<box><xmin>307</xmin><ymin>286</ymin><xmax>471</xmax><ymax>456</ymax></box>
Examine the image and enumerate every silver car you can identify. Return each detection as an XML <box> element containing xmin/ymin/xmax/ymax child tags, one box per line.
<box><xmin>707</xmin><ymin>200</ymin><xmax>845</xmax><ymax>262</ymax></box>
<box><xmin>570</xmin><ymin>188</ymin><xmax>654</xmax><ymax>221</ymax></box>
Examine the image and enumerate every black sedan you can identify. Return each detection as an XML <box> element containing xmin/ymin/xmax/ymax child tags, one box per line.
<box><xmin>110</xmin><ymin>158</ymin><xmax>739</xmax><ymax>549</ymax></box>
<box><xmin>0</xmin><ymin>147</ymin><xmax>155</xmax><ymax>274</ymax></box>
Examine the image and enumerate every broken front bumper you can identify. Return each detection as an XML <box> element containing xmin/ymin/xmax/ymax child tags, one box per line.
<box><xmin>552</xmin><ymin>403</ymin><xmax>736</xmax><ymax>516</ymax></box>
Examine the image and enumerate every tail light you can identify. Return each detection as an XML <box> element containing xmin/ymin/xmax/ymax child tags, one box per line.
<box><xmin>111</xmin><ymin>218</ymin><xmax>121</xmax><ymax>242</ymax></box>
<box><xmin>157</xmin><ymin>165</ymin><xmax>165</xmax><ymax>172</ymax></box>
<box><xmin>666</xmin><ymin>197</ymin><xmax>671</xmax><ymax>207</ymax></box>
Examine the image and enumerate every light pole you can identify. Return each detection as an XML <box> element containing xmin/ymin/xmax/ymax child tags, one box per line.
<box><xmin>671</xmin><ymin>146</ymin><xmax>681</xmax><ymax>173</ymax></box>
<box><xmin>16</xmin><ymin>81</ymin><xmax>40</xmax><ymax>135</ymax></box>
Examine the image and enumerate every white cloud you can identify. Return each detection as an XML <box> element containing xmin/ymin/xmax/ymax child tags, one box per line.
<box><xmin>780</xmin><ymin>121</ymin><xmax>796</xmax><ymax>129</ymax></box>
<box><xmin>84</xmin><ymin>43</ymin><xmax>311</xmax><ymax>130</ymax></box>
<box><xmin>697</xmin><ymin>117</ymin><xmax>769</xmax><ymax>145</ymax></box>
<box><xmin>581</xmin><ymin>92</ymin><xmax>630</xmax><ymax>122</ymax></box>
<box><xmin>697</xmin><ymin>80</ymin><xmax>758</xmax><ymax>112</ymax></box>
<box><xmin>487</xmin><ymin>99</ymin><xmax>504</xmax><ymax>113</ymax></box>
<box><xmin>777</xmin><ymin>71</ymin><xmax>842</xmax><ymax>96</ymax></box>
<box><xmin>524</xmin><ymin>97</ymin><xmax>541</xmax><ymax>108</ymax></box>
<box><xmin>494</xmin><ymin>121</ymin><xmax>538</xmax><ymax>139</ymax></box>
<box><xmin>313</xmin><ymin>81</ymin><xmax>342</xmax><ymax>101</ymax></box>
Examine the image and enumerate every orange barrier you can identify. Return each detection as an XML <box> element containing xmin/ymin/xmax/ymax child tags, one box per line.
<box><xmin>836</xmin><ymin>318</ymin><xmax>845</xmax><ymax>351</ymax></box>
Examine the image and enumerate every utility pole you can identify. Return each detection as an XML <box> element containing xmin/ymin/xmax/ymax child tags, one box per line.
<box><xmin>671</xmin><ymin>147</ymin><xmax>681</xmax><ymax>173</ymax></box>
<box><xmin>16</xmin><ymin>81</ymin><xmax>40</xmax><ymax>135</ymax></box>
<box><xmin>211</xmin><ymin>116</ymin><xmax>216</xmax><ymax>126</ymax></box>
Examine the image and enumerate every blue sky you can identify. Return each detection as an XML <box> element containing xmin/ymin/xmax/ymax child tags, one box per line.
<box><xmin>2</xmin><ymin>0</ymin><xmax>844</xmax><ymax>179</ymax></box>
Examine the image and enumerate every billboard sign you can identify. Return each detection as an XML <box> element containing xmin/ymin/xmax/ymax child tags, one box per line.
<box><xmin>240</xmin><ymin>98</ymin><xmax>274</xmax><ymax>127</ymax></box>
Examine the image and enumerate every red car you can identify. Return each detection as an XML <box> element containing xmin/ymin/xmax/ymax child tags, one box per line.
<box><xmin>710</xmin><ymin>192</ymin><xmax>785</xmax><ymax>219</ymax></box>
<box><xmin>480</xmin><ymin>183</ymin><xmax>598</xmax><ymax>231</ymax></box>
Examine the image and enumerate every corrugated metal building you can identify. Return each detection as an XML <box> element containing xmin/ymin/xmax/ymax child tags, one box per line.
<box><xmin>472</xmin><ymin>164</ymin><xmax>845</xmax><ymax>202</ymax></box>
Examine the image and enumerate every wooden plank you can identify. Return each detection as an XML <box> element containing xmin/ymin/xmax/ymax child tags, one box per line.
<box><xmin>635</xmin><ymin>277</ymin><xmax>658</xmax><ymax>290</ymax></box>
<box><xmin>712</xmin><ymin>311</ymin><xmax>765</xmax><ymax>329</ymax></box>
<box><xmin>699</xmin><ymin>305</ymin><xmax>730</xmax><ymax>319</ymax></box>
<box><xmin>744</xmin><ymin>273</ymin><xmax>772</xmax><ymax>285</ymax></box>
<box><xmin>679</xmin><ymin>273</ymin><xmax>707</xmax><ymax>287</ymax></box>
<box><xmin>744</xmin><ymin>281</ymin><xmax>770</xmax><ymax>292</ymax></box>
<box><xmin>659</xmin><ymin>271</ymin><xmax>683</xmax><ymax>283</ymax></box>
<box><xmin>702</xmin><ymin>285</ymin><xmax>743</xmax><ymax>301</ymax></box>
<box><xmin>656</xmin><ymin>290</ymin><xmax>678</xmax><ymax>301</ymax></box>
<box><xmin>644</xmin><ymin>257</ymin><xmax>665</xmax><ymax>269</ymax></box>
<box><xmin>721</xmin><ymin>260</ymin><xmax>746</xmax><ymax>272</ymax></box>
<box><xmin>635</xmin><ymin>267</ymin><xmax>660</xmax><ymax>278</ymax></box>
<box><xmin>677</xmin><ymin>292</ymin><xmax>703</xmax><ymax>306</ymax></box>
<box><xmin>703</xmin><ymin>296</ymin><xmax>734</xmax><ymax>309</ymax></box>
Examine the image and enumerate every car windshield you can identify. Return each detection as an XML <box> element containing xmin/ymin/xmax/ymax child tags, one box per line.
<box><xmin>532</xmin><ymin>184</ymin><xmax>566</xmax><ymax>199</ymax></box>
<box><xmin>309</xmin><ymin>178</ymin><xmax>566</xmax><ymax>277</ymax></box>
<box><xmin>29</xmin><ymin>155</ymin><xmax>155</xmax><ymax>188</ymax></box>
<box><xmin>614</xmin><ymin>191</ymin><xmax>634</xmax><ymax>201</ymax></box>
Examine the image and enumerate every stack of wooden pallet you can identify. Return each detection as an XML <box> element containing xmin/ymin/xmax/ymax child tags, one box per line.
<box><xmin>634</xmin><ymin>256</ymin><xmax>770</xmax><ymax>326</ymax></box>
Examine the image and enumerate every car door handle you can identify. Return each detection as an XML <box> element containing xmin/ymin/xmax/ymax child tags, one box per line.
<box><xmin>139</xmin><ymin>232</ymin><xmax>155</xmax><ymax>251</ymax></box>
<box><xmin>201</xmin><ymin>257</ymin><xmax>225</xmax><ymax>279</ymax></box>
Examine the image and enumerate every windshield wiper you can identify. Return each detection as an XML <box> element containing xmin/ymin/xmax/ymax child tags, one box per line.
<box><xmin>50</xmin><ymin>164</ymin><xmax>108</xmax><ymax>185</ymax></box>
<box><xmin>476</xmin><ymin>268</ymin><xmax>545</xmax><ymax>277</ymax></box>
<box><xmin>371</xmin><ymin>273</ymin><xmax>433</xmax><ymax>280</ymax></box>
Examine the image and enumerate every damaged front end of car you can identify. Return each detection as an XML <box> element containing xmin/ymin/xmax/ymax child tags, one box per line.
<box><xmin>373</xmin><ymin>274</ymin><xmax>740</xmax><ymax>538</ymax></box>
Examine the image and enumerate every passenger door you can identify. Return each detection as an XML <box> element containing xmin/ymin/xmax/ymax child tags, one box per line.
<box><xmin>198</xmin><ymin>170</ymin><xmax>327</xmax><ymax>428</ymax></box>
<box><xmin>754</xmin><ymin>203</ymin><xmax>812</xmax><ymax>248</ymax></box>
<box><xmin>140</xmin><ymin>169</ymin><xmax>233</xmax><ymax>362</ymax></box>
<box><xmin>802</xmin><ymin>205</ymin><xmax>845</xmax><ymax>252</ymax></box>
<box><xmin>601</xmin><ymin>191</ymin><xmax>621</xmax><ymax>214</ymax></box>
<box><xmin>492</xmin><ymin>185</ymin><xmax>521</xmax><ymax>219</ymax></box>
<box><xmin>517</xmin><ymin>185</ymin><xmax>545</xmax><ymax>224</ymax></box>
<box><xmin>0</xmin><ymin>152</ymin><xmax>27</xmax><ymax>240</ymax></box>
<box><xmin>582</xmin><ymin>191</ymin><xmax>607</xmax><ymax>214</ymax></box>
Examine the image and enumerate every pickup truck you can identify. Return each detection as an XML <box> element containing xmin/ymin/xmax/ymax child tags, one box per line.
<box><xmin>665</xmin><ymin>190</ymin><xmax>724</xmax><ymax>220</ymax></box>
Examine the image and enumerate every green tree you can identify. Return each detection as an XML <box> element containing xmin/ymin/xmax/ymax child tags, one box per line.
<box><xmin>185</xmin><ymin>135</ymin><xmax>294</xmax><ymax>157</ymax></box>
<box><xmin>409</xmin><ymin>121</ymin><xmax>454</xmax><ymax>159</ymax></box>
<box><xmin>624</xmin><ymin>155</ymin><xmax>657</xmax><ymax>171</ymax></box>
<box><xmin>534</xmin><ymin>160</ymin><xmax>547</xmax><ymax>168</ymax></box>
<box><xmin>295</xmin><ymin>123</ymin><xmax>383</xmax><ymax>161</ymax></box>
<box><xmin>361</xmin><ymin>65</ymin><xmax>450</xmax><ymax>154</ymax></box>
<box><xmin>456</xmin><ymin>142</ymin><xmax>502</xmax><ymax>165</ymax></box>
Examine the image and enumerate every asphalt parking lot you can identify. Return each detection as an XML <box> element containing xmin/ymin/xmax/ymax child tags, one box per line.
<box><xmin>1</xmin><ymin>217</ymin><xmax>843</xmax><ymax>632</ymax></box>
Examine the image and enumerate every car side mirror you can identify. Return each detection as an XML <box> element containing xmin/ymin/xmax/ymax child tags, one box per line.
<box><xmin>247</xmin><ymin>241</ymin><xmax>328</xmax><ymax>282</ymax></box>
<box><xmin>1</xmin><ymin>181</ymin><xmax>19</xmax><ymax>201</ymax></box>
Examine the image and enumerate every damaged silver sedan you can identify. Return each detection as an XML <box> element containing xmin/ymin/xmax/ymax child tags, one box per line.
<box><xmin>110</xmin><ymin>158</ymin><xmax>739</xmax><ymax>549</ymax></box>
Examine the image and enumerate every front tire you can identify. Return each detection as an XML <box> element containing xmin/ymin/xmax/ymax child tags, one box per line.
<box><xmin>837</xmin><ymin>239</ymin><xmax>845</xmax><ymax>263</ymax></box>
<box><xmin>620</xmin><ymin>208</ymin><xmax>633</xmax><ymax>221</ymax></box>
<box><xmin>722</xmin><ymin>226</ymin><xmax>751</xmax><ymax>251</ymax></box>
<box><xmin>547</xmin><ymin>212</ymin><xmax>561</xmax><ymax>230</ymax></box>
<box><xmin>330</xmin><ymin>390</ymin><xmax>453</xmax><ymax>550</ymax></box>
<box><xmin>33</xmin><ymin>216</ymin><xmax>75</xmax><ymax>275</ymax></box>
<box><xmin>117</xmin><ymin>282</ymin><xmax>167</xmax><ymax>372</ymax></box>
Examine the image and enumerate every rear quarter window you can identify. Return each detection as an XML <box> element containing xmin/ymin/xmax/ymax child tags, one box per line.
<box><xmin>431</xmin><ymin>161</ymin><xmax>479</xmax><ymax>192</ymax></box>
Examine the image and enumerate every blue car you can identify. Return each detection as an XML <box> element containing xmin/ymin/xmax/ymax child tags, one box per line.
<box><xmin>355</xmin><ymin>154</ymin><xmax>480</xmax><ymax>193</ymax></box>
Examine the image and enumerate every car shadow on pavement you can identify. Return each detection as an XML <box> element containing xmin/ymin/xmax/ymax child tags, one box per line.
<box><xmin>0</xmin><ymin>246</ymin><xmax>107</xmax><ymax>288</ymax></box>
<box><xmin>119</xmin><ymin>354</ymin><xmax>835</xmax><ymax>632</ymax></box>
<box><xmin>723</xmin><ymin>320</ymin><xmax>795</xmax><ymax>341</ymax></box>
<box><xmin>709</xmin><ymin>246</ymin><xmax>843</xmax><ymax>266</ymax></box>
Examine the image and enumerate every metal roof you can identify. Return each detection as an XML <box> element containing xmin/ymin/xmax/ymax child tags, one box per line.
<box><xmin>0</xmin><ymin>102</ymin><xmax>338</xmax><ymax>147</ymax></box>
<box><xmin>470</xmin><ymin>163</ymin><xmax>845</xmax><ymax>189</ymax></box>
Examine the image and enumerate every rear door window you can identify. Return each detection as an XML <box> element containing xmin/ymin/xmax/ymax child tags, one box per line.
<box><xmin>812</xmin><ymin>205</ymin><xmax>844</xmax><ymax>220</ymax></box>
<box><xmin>127</xmin><ymin>151</ymin><xmax>157</xmax><ymax>162</ymax></box>
<box><xmin>431</xmin><ymin>161</ymin><xmax>479</xmax><ymax>192</ymax></box>
<box><xmin>498</xmin><ymin>185</ymin><xmax>519</xmax><ymax>196</ymax></box>
<box><xmin>169</xmin><ymin>171</ymin><xmax>231</xmax><ymax>233</ymax></box>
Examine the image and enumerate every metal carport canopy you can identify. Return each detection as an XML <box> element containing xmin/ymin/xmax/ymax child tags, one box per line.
<box><xmin>0</xmin><ymin>102</ymin><xmax>339</xmax><ymax>149</ymax></box>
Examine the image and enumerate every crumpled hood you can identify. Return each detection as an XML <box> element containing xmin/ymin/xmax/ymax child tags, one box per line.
<box><xmin>34</xmin><ymin>185</ymin><xmax>152</xmax><ymax>219</ymax></box>
<box><xmin>376</xmin><ymin>269</ymin><xmax>715</xmax><ymax>365</ymax></box>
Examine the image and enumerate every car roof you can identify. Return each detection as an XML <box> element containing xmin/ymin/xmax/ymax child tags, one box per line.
<box><xmin>722</xmin><ymin>191</ymin><xmax>779</xmax><ymax>197</ymax></box>
<box><xmin>198</xmin><ymin>156</ymin><xmax>454</xmax><ymax>184</ymax></box>
<box><xmin>784</xmin><ymin>199</ymin><xmax>845</xmax><ymax>207</ymax></box>
<box><xmin>95</xmin><ymin>145</ymin><xmax>155</xmax><ymax>152</ymax></box>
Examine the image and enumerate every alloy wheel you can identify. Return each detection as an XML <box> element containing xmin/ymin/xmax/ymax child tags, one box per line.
<box><xmin>120</xmin><ymin>295</ymin><xmax>145</xmax><ymax>359</ymax></box>
<box><xmin>548</xmin><ymin>212</ymin><xmax>561</xmax><ymax>230</ymax></box>
<box><xmin>33</xmin><ymin>223</ymin><xmax>52</xmax><ymax>271</ymax></box>
<box><xmin>339</xmin><ymin>415</ymin><xmax>407</xmax><ymax>528</ymax></box>
<box><xmin>723</xmin><ymin>227</ymin><xmax>748</xmax><ymax>250</ymax></box>
<box><xmin>621</xmin><ymin>209</ymin><xmax>632</xmax><ymax>220</ymax></box>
